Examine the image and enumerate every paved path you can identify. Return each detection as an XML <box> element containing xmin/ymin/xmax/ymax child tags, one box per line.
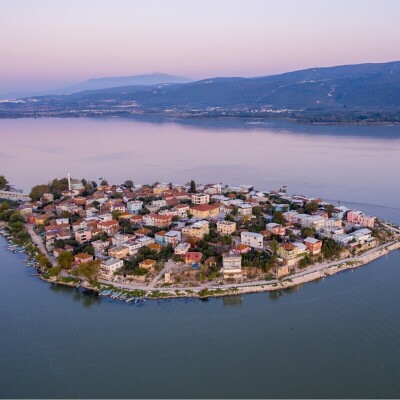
<box><xmin>25</xmin><ymin>224</ymin><xmax>57</xmax><ymax>266</ymax></box>
<box><xmin>96</xmin><ymin>239</ymin><xmax>398</xmax><ymax>293</ymax></box>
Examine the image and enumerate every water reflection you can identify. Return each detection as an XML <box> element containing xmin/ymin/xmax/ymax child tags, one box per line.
<box><xmin>49</xmin><ymin>284</ymin><xmax>101</xmax><ymax>308</ymax></box>
<box><xmin>222</xmin><ymin>295</ymin><xmax>243</xmax><ymax>307</ymax></box>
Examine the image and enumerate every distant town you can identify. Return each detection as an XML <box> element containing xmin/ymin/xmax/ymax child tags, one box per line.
<box><xmin>1</xmin><ymin>174</ymin><xmax>399</xmax><ymax>300</ymax></box>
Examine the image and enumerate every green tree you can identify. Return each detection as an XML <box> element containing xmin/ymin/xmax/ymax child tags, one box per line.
<box><xmin>124</xmin><ymin>180</ymin><xmax>134</xmax><ymax>188</ymax></box>
<box><xmin>301</xmin><ymin>227</ymin><xmax>315</xmax><ymax>238</ymax></box>
<box><xmin>0</xmin><ymin>175</ymin><xmax>9</xmax><ymax>190</ymax></box>
<box><xmin>305</xmin><ymin>201</ymin><xmax>319</xmax><ymax>214</ymax></box>
<box><xmin>29</xmin><ymin>184</ymin><xmax>51</xmax><ymax>201</ymax></box>
<box><xmin>57</xmin><ymin>251</ymin><xmax>74</xmax><ymax>269</ymax></box>
<box><xmin>270</xmin><ymin>240</ymin><xmax>279</xmax><ymax>255</ymax></box>
<box><xmin>273</xmin><ymin>211</ymin><xmax>285</xmax><ymax>225</ymax></box>
<box><xmin>189</xmin><ymin>180</ymin><xmax>196</xmax><ymax>193</ymax></box>
<box><xmin>100</xmin><ymin>179</ymin><xmax>109</xmax><ymax>186</ymax></box>
<box><xmin>72</xmin><ymin>260</ymin><xmax>100</xmax><ymax>283</ymax></box>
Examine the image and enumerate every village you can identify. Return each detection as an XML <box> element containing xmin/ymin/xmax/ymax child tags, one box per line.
<box><xmin>1</xmin><ymin>174</ymin><xmax>398</xmax><ymax>300</ymax></box>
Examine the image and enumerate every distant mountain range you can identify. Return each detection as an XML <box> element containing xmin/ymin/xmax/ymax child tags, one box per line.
<box><xmin>1</xmin><ymin>62</ymin><xmax>400</xmax><ymax>123</ymax></box>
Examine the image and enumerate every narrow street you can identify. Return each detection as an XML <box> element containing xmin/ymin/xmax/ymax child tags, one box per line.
<box><xmin>25</xmin><ymin>223</ymin><xmax>57</xmax><ymax>266</ymax></box>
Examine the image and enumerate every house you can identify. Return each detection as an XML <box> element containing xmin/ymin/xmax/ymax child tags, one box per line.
<box><xmin>232</xmin><ymin>244</ymin><xmax>251</xmax><ymax>254</ymax></box>
<box><xmin>304</xmin><ymin>237</ymin><xmax>322</xmax><ymax>254</ymax></box>
<box><xmin>346</xmin><ymin>210</ymin><xmax>375</xmax><ymax>228</ymax></box>
<box><xmin>192</xmin><ymin>193</ymin><xmax>210</xmax><ymax>204</ymax></box>
<box><xmin>174</xmin><ymin>242</ymin><xmax>190</xmax><ymax>255</ymax></box>
<box><xmin>139</xmin><ymin>259</ymin><xmax>157</xmax><ymax>270</ymax></box>
<box><xmin>182</xmin><ymin>220</ymin><xmax>209</xmax><ymax>239</ymax></box>
<box><xmin>334</xmin><ymin>233</ymin><xmax>354</xmax><ymax>246</ymax></box>
<box><xmin>266</xmin><ymin>223</ymin><xmax>286</xmax><ymax>236</ymax></box>
<box><xmin>74</xmin><ymin>253</ymin><xmax>93</xmax><ymax>265</ymax></box>
<box><xmin>240</xmin><ymin>231</ymin><xmax>263</xmax><ymax>250</ymax></box>
<box><xmin>282</xmin><ymin>210</ymin><xmax>299</xmax><ymax>223</ymax></box>
<box><xmin>300</xmin><ymin>215</ymin><xmax>326</xmax><ymax>229</ymax></box>
<box><xmin>100</xmin><ymin>258</ymin><xmax>123</xmax><ymax>279</ymax></box>
<box><xmin>34</xmin><ymin>215</ymin><xmax>49</xmax><ymax>225</ymax></box>
<box><xmin>190</xmin><ymin>204</ymin><xmax>220</xmax><ymax>219</ymax></box>
<box><xmin>97</xmin><ymin>219</ymin><xmax>119</xmax><ymax>235</ymax></box>
<box><xmin>216</xmin><ymin>221</ymin><xmax>236</xmax><ymax>235</ymax></box>
<box><xmin>153</xmin><ymin>184</ymin><xmax>169</xmax><ymax>195</ymax></box>
<box><xmin>127</xmin><ymin>200</ymin><xmax>143</xmax><ymax>214</ymax></box>
<box><xmin>151</xmin><ymin>199</ymin><xmax>167</xmax><ymax>208</ymax></box>
<box><xmin>146</xmin><ymin>243</ymin><xmax>163</xmax><ymax>253</ymax></box>
<box><xmin>111</xmin><ymin>233</ymin><xmax>132</xmax><ymax>247</ymax></box>
<box><xmin>130</xmin><ymin>215</ymin><xmax>143</xmax><ymax>224</ymax></box>
<box><xmin>352</xmin><ymin>228</ymin><xmax>372</xmax><ymax>244</ymax></box>
<box><xmin>134</xmin><ymin>227</ymin><xmax>152</xmax><ymax>237</ymax></box>
<box><xmin>204</xmin><ymin>257</ymin><xmax>217</xmax><ymax>267</ymax></box>
<box><xmin>238</xmin><ymin>203</ymin><xmax>253</xmax><ymax>216</ymax></box>
<box><xmin>185</xmin><ymin>252</ymin><xmax>203</xmax><ymax>266</ymax></box>
<box><xmin>174</xmin><ymin>204</ymin><xmax>190</xmax><ymax>217</ymax></box>
<box><xmin>110</xmin><ymin>203</ymin><xmax>126</xmax><ymax>213</ymax></box>
<box><xmin>142</xmin><ymin>213</ymin><xmax>172</xmax><ymax>228</ymax></box>
<box><xmin>164</xmin><ymin>230</ymin><xmax>181</xmax><ymax>246</ymax></box>
<box><xmin>108</xmin><ymin>246</ymin><xmax>130</xmax><ymax>260</ymax></box>
<box><xmin>75</xmin><ymin>229</ymin><xmax>92</xmax><ymax>244</ymax></box>
<box><xmin>92</xmin><ymin>240</ymin><xmax>110</xmax><ymax>253</ymax></box>
<box><xmin>155</xmin><ymin>230</ymin><xmax>167</xmax><ymax>245</ymax></box>
<box><xmin>277</xmin><ymin>243</ymin><xmax>306</xmax><ymax>267</ymax></box>
<box><xmin>222</xmin><ymin>254</ymin><xmax>242</xmax><ymax>279</ymax></box>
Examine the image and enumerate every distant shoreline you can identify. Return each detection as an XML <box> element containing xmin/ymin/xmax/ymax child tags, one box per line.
<box><xmin>1</xmin><ymin>113</ymin><xmax>400</xmax><ymax>126</ymax></box>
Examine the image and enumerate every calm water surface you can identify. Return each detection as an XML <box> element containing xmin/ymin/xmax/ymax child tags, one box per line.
<box><xmin>1</xmin><ymin>235</ymin><xmax>400</xmax><ymax>398</ymax></box>
<box><xmin>1</xmin><ymin>117</ymin><xmax>400</xmax><ymax>211</ymax></box>
<box><xmin>1</xmin><ymin>117</ymin><xmax>400</xmax><ymax>398</ymax></box>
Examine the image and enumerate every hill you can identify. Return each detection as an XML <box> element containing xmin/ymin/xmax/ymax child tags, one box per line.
<box><xmin>1</xmin><ymin>61</ymin><xmax>400</xmax><ymax>123</ymax></box>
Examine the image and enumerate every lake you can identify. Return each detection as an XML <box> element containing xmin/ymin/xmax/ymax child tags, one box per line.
<box><xmin>1</xmin><ymin>117</ymin><xmax>400</xmax><ymax>398</ymax></box>
<box><xmin>1</xmin><ymin>117</ymin><xmax>400</xmax><ymax>218</ymax></box>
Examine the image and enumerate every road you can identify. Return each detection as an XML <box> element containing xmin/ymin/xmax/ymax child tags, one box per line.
<box><xmin>96</xmin><ymin>239</ymin><xmax>399</xmax><ymax>293</ymax></box>
<box><xmin>25</xmin><ymin>223</ymin><xmax>57</xmax><ymax>266</ymax></box>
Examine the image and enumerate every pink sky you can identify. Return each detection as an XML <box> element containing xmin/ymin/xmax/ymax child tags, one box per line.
<box><xmin>1</xmin><ymin>0</ymin><xmax>400</xmax><ymax>93</ymax></box>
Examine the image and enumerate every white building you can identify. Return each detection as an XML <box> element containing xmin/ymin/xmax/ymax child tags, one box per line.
<box><xmin>164</xmin><ymin>230</ymin><xmax>181</xmax><ymax>246</ymax></box>
<box><xmin>151</xmin><ymin>199</ymin><xmax>167</xmax><ymax>208</ymax></box>
<box><xmin>100</xmin><ymin>258</ymin><xmax>123</xmax><ymax>279</ymax></box>
<box><xmin>216</xmin><ymin>221</ymin><xmax>236</xmax><ymax>235</ymax></box>
<box><xmin>222</xmin><ymin>254</ymin><xmax>242</xmax><ymax>279</ymax></box>
<box><xmin>241</xmin><ymin>231</ymin><xmax>263</xmax><ymax>250</ymax></box>
<box><xmin>127</xmin><ymin>200</ymin><xmax>143</xmax><ymax>213</ymax></box>
<box><xmin>174</xmin><ymin>242</ymin><xmax>190</xmax><ymax>255</ymax></box>
<box><xmin>238</xmin><ymin>203</ymin><xmax>253</xmax><ymax>216</ymax></box>
<box><xmin>192</xmin><ymin>193</ymin><xmax>210</xmax><ymax>205</ymax></box>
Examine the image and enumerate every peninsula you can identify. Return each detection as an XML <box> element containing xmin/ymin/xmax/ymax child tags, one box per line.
<box><xmin>1</xmin><ymin>174</ymin><xmax>399</xmax><ymax>301</ymax></box>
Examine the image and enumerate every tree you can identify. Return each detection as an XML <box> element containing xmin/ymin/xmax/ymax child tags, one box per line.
<box><xmin>305</xmin><ymin>201</ymin><xmax>319</xmax><ymax>214</ymax></box>
<box><xmin>29</xmin><ymin>184</ymin><xmax>51</xmax><ymax>201</ymax></box>
<box><xmin>124</xmin><ymin>180</ymin><xmax>134</xmax><ymax>189</ymax></box>
<box><xmin>301</xmin><ymin>227</ymin><xmax>315</xmax><ymax>238</ymax></box>
<box><xmin>57</xmin><ymin>251</ymin><xmax>74</xmax><ymax>269</ymax></box>
<box><xmin>252</xmin><ymin>206</ymin><xmax>262</xmax><ymax>216</ymax></box>
<box><xmin>189</xmin><ymin>180</ymin><xmax>196</xmax><ymax>193</ymax></box>
<box><xmin>72</xmin><ymin>260</ymin><xmax>100</xmax><ymax>283</ymax></box>
<box><xmin>273</xmin><ymin>211</ymin><xmax>285</xmax><ymax>225</ymax></box>
<box><xmin>325</xmin><ymin>204</ymin><xmax>335</xmax><ymax>218</ymax></box>
<box><xmin>100</xmin><ymin>179</ymin><xmax>109</xmax><ymax>186</ymax></box>
<box><xmin>269</xmin><ymin>240</ymin><xmax>279</xmax><ymax>255</ymax></box>
<box><xmin>37</xmin><ymin>253</ymin><xmax>51</xmax><ymax>268</ymax></box>
<box><xmin>225</xmin><ymin>213</ymin><xmax>235</xmax><ymax>222</ymax></box>
<box><xmin>0</xmin><ymin>175</ymin><xmax>9</xmax><ymax>190</ymax></box>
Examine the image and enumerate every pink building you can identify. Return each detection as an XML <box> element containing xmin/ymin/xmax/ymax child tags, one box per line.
<box><xmin>347</xmin><ymin>210</ymin><xmax>375</xmax><ymax>228</ymax></box>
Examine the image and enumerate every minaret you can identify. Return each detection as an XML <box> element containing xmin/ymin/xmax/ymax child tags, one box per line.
<box><xmin>67</xmin><ymin>173</ymin><xmax>71</xmax><ymax>191</ymax></box>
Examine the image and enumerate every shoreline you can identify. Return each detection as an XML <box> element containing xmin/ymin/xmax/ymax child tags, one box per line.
<box><xmin>39</xmin><ymin>239</ymin><xmax>400</xmax><ymax>300</ymax></box>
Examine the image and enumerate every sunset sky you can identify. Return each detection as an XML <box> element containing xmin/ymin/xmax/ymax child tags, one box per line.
<box><xmin>1</xmin><ymin>0</ymin><xmax>400</xmax><ymax>93</ymax></box>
